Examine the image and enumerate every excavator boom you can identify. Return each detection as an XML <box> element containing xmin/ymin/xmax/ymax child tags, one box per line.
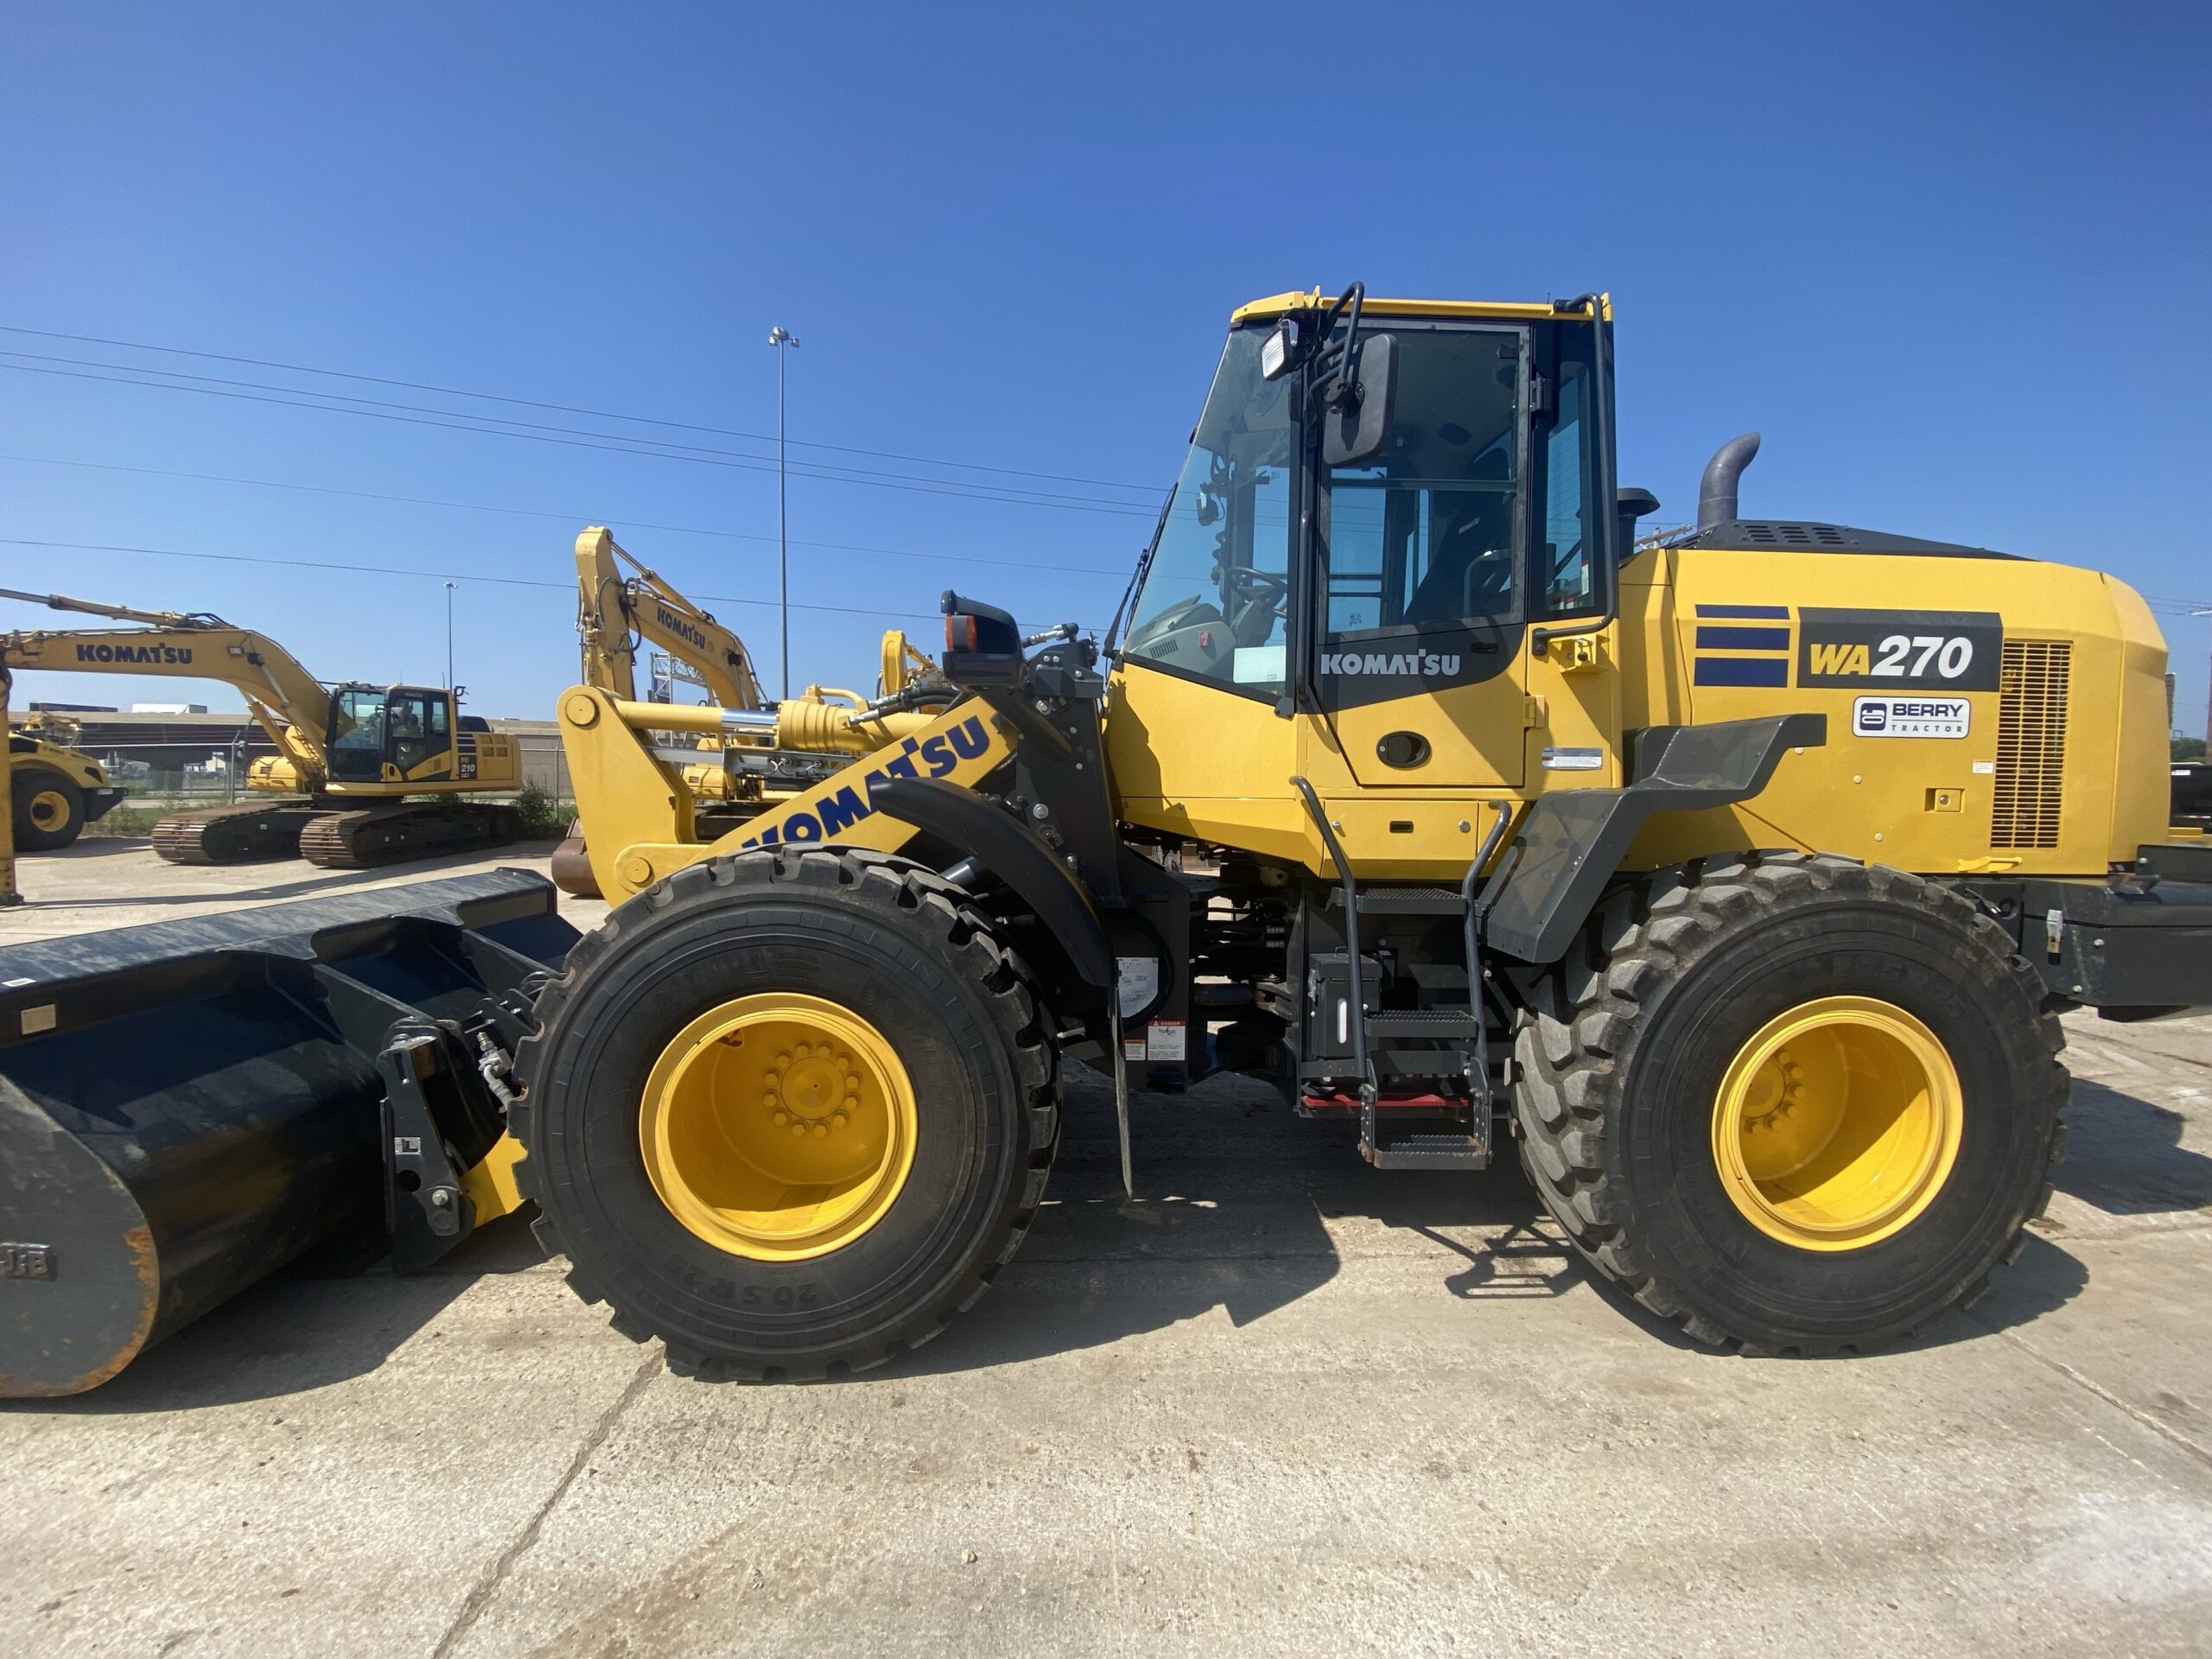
<box><xmin>0</xmin><ymin>586</ymin><xmax>522</xmax><ymax>868</ymax></box>
<box><xmin>574</xmin><ymin>528</ymin><xmax>768</xmax><ymax>710</ymax></box>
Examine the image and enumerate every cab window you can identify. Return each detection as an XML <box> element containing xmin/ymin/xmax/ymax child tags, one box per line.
<box><xmin>1322</xmin><ymin>327</ymin><xmax>1521</xmax><ymax>643</ymax></box>
<box><xmin>1120</xmin><ymin>327</ymin><xmax>1296</xmax><ymax>698</ymax></box>
<box><xmin>1541</xmin><ymin>359</ymin><xmax>1599</xmax><ymax>615</ymax></box>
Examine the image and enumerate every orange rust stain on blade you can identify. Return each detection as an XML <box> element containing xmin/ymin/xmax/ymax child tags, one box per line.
<box><xmin>1</xmin><ymin>1223</ymin><xmax>161</xmax><ymax>1399</ymax></box>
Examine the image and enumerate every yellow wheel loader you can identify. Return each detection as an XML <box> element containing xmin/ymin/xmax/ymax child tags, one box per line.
<box><xmin>0</xmin><ymin>588</ymin><xmax>524</xmax><ymax>868</ymax></box>
<box><xmin>9</xmin><ymin>284</ymin><xmax>2211</xmax><ymax>1397</ymax></box>
<box><xmin>7</xmin><ymin>730</ymin><xmax>126</xmax><ymax>851</ymax></box>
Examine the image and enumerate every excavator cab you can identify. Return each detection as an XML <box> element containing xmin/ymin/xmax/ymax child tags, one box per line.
<box><xmin>324</xmin><ymin>683</ymin><xmax>460</xmax><ymax>785</ymax></box>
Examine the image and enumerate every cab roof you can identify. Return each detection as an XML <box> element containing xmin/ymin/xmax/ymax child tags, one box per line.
<box><xmin>1229</xmin><ymin>290</ymin><xmax>1612</xmax><ymax>324</ymax></box>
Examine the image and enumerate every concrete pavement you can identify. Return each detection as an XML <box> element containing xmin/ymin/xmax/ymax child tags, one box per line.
<box><xmin>1</xmin><ymin>842</ymin><xmax>2206</xmax><ymax>1656</ymax></box>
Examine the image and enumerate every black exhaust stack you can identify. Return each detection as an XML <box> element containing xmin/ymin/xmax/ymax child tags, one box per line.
<box><xmin>1697</xmin><ymin>432</ymin><xmax>1761</xmax><ymax>531</ymax></box>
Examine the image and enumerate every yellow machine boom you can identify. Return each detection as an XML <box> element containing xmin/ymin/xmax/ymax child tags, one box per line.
<box><xmin>0</xmin><ymin>585</ymin><xmax>521</xmax><ymax>866</ymax></box>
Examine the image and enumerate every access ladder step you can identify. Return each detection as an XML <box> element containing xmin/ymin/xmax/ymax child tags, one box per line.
<box><xmin>1363</xmin><ymin>1133</ymin><xmax>1491</xmax><ymax>1171</ymax></box>
<box><xmin>1364</xmin><ymin>1008</ymin><xmax>1482</xmax><ymax>1040</ymax></box>
<box><xmin>1329</xmin><ymin>886</ymin><xmax>1465</xmax><ymax>915</ymax></box>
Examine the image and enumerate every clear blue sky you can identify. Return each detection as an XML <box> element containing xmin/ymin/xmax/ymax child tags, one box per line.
<box><xmin>4</xmin><ymin>3</ymin><xmax>2208</xmax><ymax>728</ymax></box>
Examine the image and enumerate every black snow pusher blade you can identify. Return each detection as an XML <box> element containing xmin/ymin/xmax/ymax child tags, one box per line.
<box><xmin>0</xmin><ymin>868</ymin><xmax>579</xmax><ymax>1399</ymax></box>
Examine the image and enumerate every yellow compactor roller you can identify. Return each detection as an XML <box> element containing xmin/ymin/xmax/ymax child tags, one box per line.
<box><xmin>7</xmin><ymin>284</ymin><xmax>2210</xmax><ymax>1396</ymax></box>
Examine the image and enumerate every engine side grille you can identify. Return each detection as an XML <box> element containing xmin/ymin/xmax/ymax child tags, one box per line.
<box><xmin>1992</xmin><ymin>639</ymin><xmax>2069</xmax><ymax>849</ymax></box>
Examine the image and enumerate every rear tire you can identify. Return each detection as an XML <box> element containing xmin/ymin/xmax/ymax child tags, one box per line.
<box><xmin>11</xmin><ymin>769</ymin><xmax>86</xmax><ymax>851</ymax></box>
<box><xmin>512</xmin><ymin>847</ymin><xmax>1058</xmax><ymax>1378</ymax></box>
<box><xmin>1513</xmin><ymin>853</ymin><xmax>2066</xmax><ymax>1354</ymax></box>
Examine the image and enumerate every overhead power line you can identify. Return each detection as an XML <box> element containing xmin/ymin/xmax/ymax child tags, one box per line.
<box><xmin>0</xmin><ymin>356</ymin><xmax>1163</xmax><ymax>519</ymax></box>
<box><xmin>0</xmin><ymin>323</ymin><xmax>1165</xmax><ymax>493</ymax></box>
<box><xmin>0</xmin><ymin>452</ymin><xmax>1135</xmax><ymax>578</ymax></box>
<box><xmin>0</xmin><ymin>537</ymin><xmax>1108</xmax><ymax>634</ymax></box>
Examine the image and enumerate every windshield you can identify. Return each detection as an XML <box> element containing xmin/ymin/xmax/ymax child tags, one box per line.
<box><xmin>330</xmin><ymin>688</ymin><xmax>385</xmax><ymax>755</ymax></box>
<box><xmin>1120</xmin><ymin>327</ymin><xmax>1295</xmax><ymax>697</ymax></box>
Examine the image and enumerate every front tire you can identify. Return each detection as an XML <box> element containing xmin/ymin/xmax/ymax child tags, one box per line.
<box><xmin>513</xmin><ymin>848</ymin><xmax>1058</xmax><ymax>1379</ymax></box>
<box><xmin>1513</xmin><ymin>854</ymin><xmax>2066</xmax><ymax>1354</ymax></box>
<box><xmin>12</xmin><ymin>769</ymin><xmax>86</xmax><ymax>852</ymax></box>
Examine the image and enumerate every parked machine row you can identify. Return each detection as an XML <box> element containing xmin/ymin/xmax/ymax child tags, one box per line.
<box><xmin>5</xmin><ymin>283</ymin><xmax>2211</xmax><ymax>1400</ymax></box>
<box><xmin>0</xmin><ymin>587</ymin><xmax>525</xmax><ymax>867</ymax></box>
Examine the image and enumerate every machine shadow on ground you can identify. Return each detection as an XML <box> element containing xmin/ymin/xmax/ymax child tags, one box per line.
<box><xmin>2053</xmin><ymin>1078</ymin><xmax>2212</xmax><ymax>1217</ymax></box>
<box><xmin>10</xmin><ymin>1065</ymin><xmax>2133</xmax><ymax>1410</ymax></box>
<box><xmin>889</xmin><ymin>1065</ymin><xmax>2096</xmax><ymax>1375</ymax></box>
<box><xmin>2</xmin><ymin>1221</ymin><xmax>545</xmax><ymax>1417</ymax></box>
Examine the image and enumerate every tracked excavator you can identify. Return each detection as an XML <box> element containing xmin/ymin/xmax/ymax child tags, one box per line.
<box><xmin>11</xmin><ymin>284</ymin><xmax>2212</xmax><ymax>1400</ymax></box>
<box><xmin>0</xmin><ymin>587</ymin><xmax>522</xmax><ymax>868</ymax></box>
<box><xmin>556</xmin><ymin>527</ymin><xmax>953</xmax><ymax>893</ymax></box>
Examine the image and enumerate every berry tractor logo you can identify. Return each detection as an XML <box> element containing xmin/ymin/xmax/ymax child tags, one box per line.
<box><xmin>739</xmin><ymin>715</ymin><xmax>994</xmax><ymax>848</ymax></box>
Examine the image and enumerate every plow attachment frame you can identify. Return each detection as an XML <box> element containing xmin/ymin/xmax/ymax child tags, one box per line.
<box><xmin>0</xmin><ymin>868</ymin><xmax>577</xmax><ymax>1398</ymax></box>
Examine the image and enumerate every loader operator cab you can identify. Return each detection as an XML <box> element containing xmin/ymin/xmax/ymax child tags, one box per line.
<box><xmin>1119</xmin><ymin>289</ymin><xmax>1617</xmax><ymax>719</ymax></box>
<box><xmin>325</xmin><ymin>683</ymin><xmax>454</xmax><ymax>784</ymax></box>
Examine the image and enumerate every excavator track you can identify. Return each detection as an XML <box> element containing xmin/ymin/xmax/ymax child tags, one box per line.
<box><xmin>149</xmin><ymin>799</ymin><xmax>321</xmax><ymax>865</ymax></box>
<box><xmin>297</xmin><ymin>799</ymin><xmax>523</xmax><ymax>870</ymax></box>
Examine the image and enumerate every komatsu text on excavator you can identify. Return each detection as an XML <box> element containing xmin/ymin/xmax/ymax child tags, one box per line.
<box><xmin>0</xmin><ymin>587</ymin><xmax>522</xmax><ymax>867</ymax></box>
<box><xmin>8</xmin><ymin>285</ymin><xmax>2211</xmax><ymax>1398</ymax></box>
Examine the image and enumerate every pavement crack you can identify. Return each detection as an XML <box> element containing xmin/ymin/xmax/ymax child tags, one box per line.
<box><xmin>431</xmin><ymin>1353</ymin><xmax>659</xmax><ymax>1659</ymax></box>
<box><xmin>1974</xmin><ymin>1317</ymin><xmax>2212</xmax><ymax>1474</ymax></box>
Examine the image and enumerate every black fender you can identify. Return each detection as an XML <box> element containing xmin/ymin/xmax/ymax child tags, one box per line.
<box><xmin>1481</xmin><ymin>712</ymin><xmax>1827</xmax><ymax>964</ymax></box>
<box><xmin>868</xmin><ymin>776</ymin><xmax>1116</xmax><ymax>994</ymax></box>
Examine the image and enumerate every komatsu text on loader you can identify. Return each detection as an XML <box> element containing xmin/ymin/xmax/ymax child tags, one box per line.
<box><xmin>8</xmin><ymin>285</ymin><xmax>2212</xmax><ymax>1397</ymax></box>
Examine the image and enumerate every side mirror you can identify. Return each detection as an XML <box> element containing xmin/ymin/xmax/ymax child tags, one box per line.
<box><xmin>1321</xmin><ymin>334</ymin><xmax>1396</xmax><ymax>467</ymax></box>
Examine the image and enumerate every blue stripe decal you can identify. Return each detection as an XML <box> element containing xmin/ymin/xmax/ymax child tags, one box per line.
<box><xmin>1694</xmin><ymin>626</ymin><xmax>1791</xmax><ymax>652</ymax></box>
<box><xmin>1694</xmin><ymin>657</ymin><xmax>1789</xmax><ymax>688</ymax></box>
<box><xmin>1695</xmin><ymin>603</ymin><xmax>1790</xmax><ymax>619</ymax></box>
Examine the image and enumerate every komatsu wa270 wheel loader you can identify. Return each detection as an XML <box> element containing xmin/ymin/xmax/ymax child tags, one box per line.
<box><xmin>7</xmin><ymin>284</ymin><xmax>2211</xmax><ymax>1396</ymax></box>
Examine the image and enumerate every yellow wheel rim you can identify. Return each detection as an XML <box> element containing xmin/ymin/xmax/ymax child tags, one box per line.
<box><xmin>1712</xmin><ymin>995</ymin><xmax>1962</xmax><ymax>1252</ymax></box>
<box><xmin>639</xmin><ymin>993</ymin><xmax>918</xmax><ymax>1262</ymax></box>
<box><xmin>27</xmin><ymin>789</ymin><xmax>69</xmax><ymax>832</ymax></box>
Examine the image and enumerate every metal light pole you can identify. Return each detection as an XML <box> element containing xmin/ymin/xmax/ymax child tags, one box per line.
<box><xmin>769</xmin><ymin>326</ymin><xmax>800</xmax><ymax>699</ymax></box>
<box><xmin>2194</xmin><ymin>607</ymin><xmax>2212</xmax><ymax>743</ymax></box>
<box><xmin>444</xmin><ymin>581</ymin><xmax>457</xmax><ymax>691</ymax></box>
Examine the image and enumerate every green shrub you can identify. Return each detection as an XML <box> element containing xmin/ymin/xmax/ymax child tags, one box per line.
<box><xmin>512</xmin><ymin>783</ymin><xmax>575</xmax><ymax>840</ymax></box>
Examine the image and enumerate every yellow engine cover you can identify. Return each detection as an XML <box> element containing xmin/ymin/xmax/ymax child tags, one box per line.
<box><xmin>1619</xmin><ymin>544</ymin><xmax>2167</xmax><ymax>877</ymax></box>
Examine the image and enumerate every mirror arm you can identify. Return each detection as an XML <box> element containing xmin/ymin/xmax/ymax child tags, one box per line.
<box><xmin>1314</xmin><ymin>282</ymin><xmax>1366</xmax><ymax>409</ymax></box>
<box><xmin>1529</xmin><ymin>293</ymin><xmax>1618</xmax><ymax>655</ymax></box>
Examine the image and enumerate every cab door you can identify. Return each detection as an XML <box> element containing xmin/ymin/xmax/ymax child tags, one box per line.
<box><xmin>1317</xmin><ymin>322</ymin><xmax>1530</xmax><ymax>787</ymax></box>
<box><xmin>385</xmin><ymin>688</ymin><xmax>454</xmax><ymax>782</ymax></box>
